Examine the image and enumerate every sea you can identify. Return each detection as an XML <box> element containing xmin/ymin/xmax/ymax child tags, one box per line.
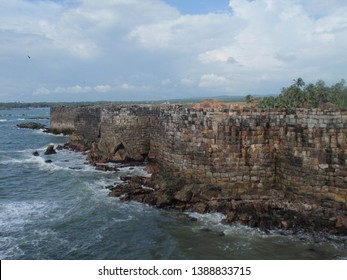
<box><xmin>0</xmin><ymin>108</ymin><xmax>346</xmax><ymax>260</ymax></box>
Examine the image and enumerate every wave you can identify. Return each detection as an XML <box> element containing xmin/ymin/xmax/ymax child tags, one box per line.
<box><xmin>33</xmin><ymin>129</ymin><xmax>68</xmax><ymax>138</ymax></box>
<box><xmin>0</xmin><ymin>156</ymin><xmax>62</xmax><ymax>171</ymax></box>
<box><xmin>0</xmin><ymin>200</ymin><xmax>60</xmax><ymax>259</ymax></box>
<box><xmin>185</xmin><ymin>211</ymin><xmax>347</xmax><ymax>259</ymax></box>
<box><xmin>117</xmin><ymin>165</ymin><xmax>151</xmax><ymax>177</ymax></box>
<box><xmin>0</xmin><ymin>118</ymin><xmax>37</xmax><ymax>122</ymax></box>
<box><xmin>1</xmin><ymin>144</ymin><xmax>59</xmax><ymax>155</ymax></box>
<box><xmin>0</xmin><ymin>200</ymin><xmax>58</xmax><ymax>232</ymax></box>
<box><xmin>0</xmin><ymin>151</ymin><xmax>101</xmax><ymax>175</ymax></box>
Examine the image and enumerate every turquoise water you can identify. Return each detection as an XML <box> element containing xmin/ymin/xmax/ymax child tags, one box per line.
<box><xmin>0</xmin><ymin>108</ymin><xmax>346</xmax><ymax>260</ymax></box>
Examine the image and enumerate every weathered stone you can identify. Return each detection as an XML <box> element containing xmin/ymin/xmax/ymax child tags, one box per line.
<box><xmin>44</xmin><ymin>145</ymin><xmax>56</xmax><ymax>155</ymax></box>
<box><xmin>222</xmin><ymin>211</ymin><xmax>235</xmax><ymax>223</ymax></box>
<box><xmin>50</xmin><ymin>104</ymin><xmax>347</xmax><ymax>233</ymax></box>
<box><xmin>174</xmin><ymin>184</ymin><xmax>194</xmax><ymax>202</ymax></box>
<box><xmin>192</xmin><ymin>202</ymin><xmax>208</xmax><ymax>213</ymax></box>
<box><xmin>156</xmin><ymin>193</ymin><xmax>172</xmax><ymax>208</ymax></box>
<box><xmin>95</xmin><ymin>164</ymin><xmax>119</xmax><ymax>172</ymax></box>
<box><xmin>17</xmin><ymin>122</ymin><xmax>46</xmax><ymax>129</ymax></box>
<box><xmin>335</xmin><ymin>215</ymin><xmax>347</xmax><ymax>230</ymax></box>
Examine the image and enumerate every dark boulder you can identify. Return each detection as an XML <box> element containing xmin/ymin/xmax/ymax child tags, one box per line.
<box><xmin>43</xmin><ymin>128</ymin><xmax>74</xmax><ymax>135</ymax></box>
<box><xmin>95</xmin><ymin>164</ymin><xmax>119</xmax><ymax>172</ymax></box>
<box><xmin>44</xmin><ymin>145</ymin><xmax>56</xmax><ymax>155</ymax></box>
<box><xmin>120</xmin><ymin>175</ymin><xmax>132</xmax><ymax>182</ymax></box>
<box><xmin>17</xmin><ymin>122</ymin><xmax>46</xmax><ymax>130</ymax></box>
<box><xmin>32</xmin><ymin>151</ymin><xmax>40</xmax><ymax>157</ymax></box>
<box><xmin>45</xmin><ymin>160</ymin><xmax>53</xmax><ymax>163</ymax></box>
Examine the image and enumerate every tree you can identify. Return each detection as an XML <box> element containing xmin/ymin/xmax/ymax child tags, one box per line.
<box><xmin>257</xmin><ymin>78</ymin><xmax>347</xmax><ymax>109</ymax></box>
<box><xmin>245</xmin><ymin>95</ymin><xmax>254</xmax><ymax>103</ymax></box>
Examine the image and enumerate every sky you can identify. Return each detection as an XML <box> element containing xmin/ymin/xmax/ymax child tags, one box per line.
<box><xmin>0</xmin><ymin>0</ymin><xmax>346</xmax><ymax>102</ymax></box>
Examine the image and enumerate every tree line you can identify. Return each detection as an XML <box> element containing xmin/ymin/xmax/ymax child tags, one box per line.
<box><xmin>254</xmin><ymin>78</ymin><xmax>347</xmax><ymax>109</ymax></box>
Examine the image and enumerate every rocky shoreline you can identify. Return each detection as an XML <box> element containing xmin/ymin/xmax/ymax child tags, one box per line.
<box><xmin>105</xmin><ymin>163</ymin><xmax>347</xmax><ymax>235</ymax></box>
<box><xmin>48</xmin><ymin>104</ymin><xmax>347</xmax><ymax>236</ymax></box>
<box><xmin>16</xmin><ymin>121</ymin><xmax>74</xmax><ymax>135</ymax></box>
<box><xmin>35</xmin><ymin>138</ymin><xmax>347</xmax><ymax>235</ymax></box>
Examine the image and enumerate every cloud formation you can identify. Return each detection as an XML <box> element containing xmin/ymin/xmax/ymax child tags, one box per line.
<box><xmin>0</xmin><ymin>0</ymin><xmax>346</xmax><ymax>102</ymax></box>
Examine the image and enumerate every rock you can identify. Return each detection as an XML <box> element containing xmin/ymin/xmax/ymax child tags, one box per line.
<box><xmin>95</xmin><ymin>164</ymin><xmax>119</xmax><ymax>172</ymax></box>
<box><xmin>108</xmin><ymin>177</ymin><xmax>155</xmax><ymax>201</ymax></box>
<box><xmin>45</xmin><ymin>160</ymin><xmax>53</xmax><ymax>163</ymax></box>
<box><xmin>335</xmin><ymin>215</ymin><xmax>347</xmax><ymax>230</ymax></box>
<box><xmin>17</xmin><ymin>122</ymin><xmax>46</xmax><ymax>130</ymax></box>
<box><xmin>120</xmin><ymin>175</ymin><xmax>132</xmax><ymax>182</ymax></box>
<box><xmin>44</xmin><ymin>145</ymin><xmax>56</xmax><ymax>155</ymax></box>
<box><xmin>156</xmin><ymin>193</ymin><xmax>172</xmax><ymax>208</ymax></box>
<box><xmin>177</xmin><ymin>214</ymin><xmax>198</xmax><ymax>222</ymax></box>
<box><xmin>280</xmin><ymin>220</ymin><xmax>289</xmax><ymax>229</ymax></box>
<box><xmin>174</xmin><ymin>185</ymin><xmax>193</xmax><ymax>202</ymax></box>
<box><xmin>192</xmin><ymin>202</ymin><xmax>208</xmax><ymax>213</ymax></box>
<box><xmin>69</xmin><ymin>167</ymin><xmax>82</xmax><ymax>170</ymax></box>
<box><xmin>32</xmin><ymin>151</ymin><xmax>40</xmax><ymax>157</ymax></box>
<box><xmin>44</xmin><ymin>127</ymin><xmax>74</xmax><ymax>135</ymax></box>
<box><xmin>222</xmin><ymin>211</ymin><xmax>235</xmax><ymax>224</ymax></box>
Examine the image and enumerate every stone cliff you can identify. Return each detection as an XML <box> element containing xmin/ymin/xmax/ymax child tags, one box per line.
<box><xmin>51</xmin><ymin>104</ymin><xmax>347</xmax><ymax>233</ymax></box>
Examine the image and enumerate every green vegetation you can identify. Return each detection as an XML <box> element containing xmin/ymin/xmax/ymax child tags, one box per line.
<box><xmin>0</xmin><ymin>96</ymin><xmax>245</xmax><ymax>110</ymax></box>
<box><xmin>245</xmin><ymin>94</ymin><xmax>255</xmax><ymax>103</ymax></box>
<box><xmin>258</xmin><ymin>78</ymin><xmax>347</xmax><ymax>109</ymax></box>
<box><xmin>1</xmin><ymin>80</ymin><xmax>346</xmax><ymax>110</ymax></box>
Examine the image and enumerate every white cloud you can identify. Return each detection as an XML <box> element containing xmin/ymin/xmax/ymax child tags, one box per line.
<box><xmin>54</xmin><ymin>85</ymin><xmax>92</xmax><ymax>94</ymax></box>
<box><xmin>129</xmin><ymin>13</ymin><xmax>242</xmax><ymax>53</ymax></box>
<box><xmin>121</xmin><ymin>83</ymin><xmax>135</xmax><ymax>90</ymax></box>
<box><xmin>181</xmin><ymin>77</ymin><xmax>196</xmax><ymax>86</ymax></box>
<box><xmin>94</xmin><ymin>85</ymin><xmax>112</xmax><ymax>93</ymax></box>
<box><xmin>199</xmin><ymin>48</ymin><xmax>239</xmax><ymax>64</ymax></box>
<box><xmin>199</xmin><ymin>74</ymin><xmax>232</xmax><ymax>89</ymax></box>
<box><xmin>1</xmin><ymin>0</ymin><xmax>347</xmax><ymax>102</ymax></box>
<box><xmin>33</xmin><ymin>87</ymin><xmax>50</xmax><ymax>96</ymax></box>
<box><xmin>33</xmin><ymin>84</ymin><xmax>112</xmax><ymax>95</ymax></box>
<box><xmin>120</xmin><ymin>83</ymin><xmax>149</xmax><ymax>91</ymax></box>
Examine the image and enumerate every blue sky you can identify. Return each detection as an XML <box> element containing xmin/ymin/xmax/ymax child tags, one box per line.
<box><xmin>163</xmin><ymin>0</ymin><xmax>230</xmax><ymax>14</ymax></box>
<box><xmin>0</xmin><ymin>0</ymin><xmax>346</xmax><ymax>102</ymax></box>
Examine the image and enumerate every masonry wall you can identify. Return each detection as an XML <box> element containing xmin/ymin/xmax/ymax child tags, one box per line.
<box><xmin>92</xmin><ymin>105</ymin><xmax>159</xmax><ymax>162</ymax></box>
<box><xmin>50</xmin><ymin>106</ymin><xmax>77</xmax><ymax>133</ymax></box>
<box><xmin>150</xmin><ymin>108</ymin><xmax>278</xmax><ymax>200</ymax></box>
<box><xmin>276</xmin><ymin>110</ymin><xmax>347</xmax><ymax>210</ymax></box>
<box><xmin>151</xmin><ymin>107</ymin><xmax>347</xmax><ymax>209</ymax></box>
<box><xmin>50</xmin><ymin>105</ymin><xmax>347</xmax><ymax>211</ymax></box>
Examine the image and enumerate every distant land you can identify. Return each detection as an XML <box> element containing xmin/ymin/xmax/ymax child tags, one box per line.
<box><xmin>2</xmin><ymin>78</ymin><xmax>345</xmax><ymax>110</ymax></box>
<box><xmin>0</xmin><ymin>95</ymin><xmax>249</xmax><ymax>110</ymax></box>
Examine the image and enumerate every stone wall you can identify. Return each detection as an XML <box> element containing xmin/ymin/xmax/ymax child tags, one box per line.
<box><xmin>50</xmin><ymin>105</ymin><xmax>347</xmax><ymax>227</ymax></box>
<box><xmin>156</xmin><ymin>107</ymin><xmax>345</xmax><ymax>205</ymax></box>
<box><xmin>50</xmin><ymin>106</ymin><xmax>77</xmax><ymax>134</ymax></box>
<box><xmin>277</xmin><ymin>110</ymin><xmax>347</xmax><ymax>210</ymax></box>
<box><xmin>90</xmin><ymin>105</ymin><xmax>159</xmax><ymax>162</ymax></box>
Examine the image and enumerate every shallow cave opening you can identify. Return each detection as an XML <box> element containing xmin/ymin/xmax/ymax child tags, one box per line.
<box><xmin>114</xmin><ymin>142</ymin><xmax>125</xmax><ymax>153</ymax></box>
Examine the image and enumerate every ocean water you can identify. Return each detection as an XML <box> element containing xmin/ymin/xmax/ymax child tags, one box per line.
<box><xmin>0</xmin><ymin>108</ymin><xmax>346</xmax><ymax>260</ymax></box>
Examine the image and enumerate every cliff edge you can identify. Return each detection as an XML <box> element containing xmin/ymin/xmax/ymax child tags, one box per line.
<box><xmin>50</xmin><ymin>104</ymin><xmax>347</xmax><ymax>234</ymax></box>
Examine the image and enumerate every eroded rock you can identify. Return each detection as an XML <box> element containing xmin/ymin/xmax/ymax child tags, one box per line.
<box><xmin>17</xmin><ymin>122</ymin><xmax>46</xmax><ymax>129</ymax></box>
<box><xmin>44</xmin><ymin>145</ymin><xmax>56</xmax><ymax>155</ymax></box>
